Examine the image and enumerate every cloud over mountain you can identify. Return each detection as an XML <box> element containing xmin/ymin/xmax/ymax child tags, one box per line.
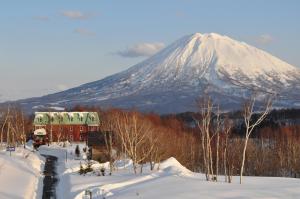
<box><xmin>256</xmin><ymin>34</ymin><xmax>274</xmax><ymax>45</ymax></box>
<box><xmin>116</xmin><ymin>42</ymin><xmax>165</xmax><ymax>57</ymax></box>
<box><xmin>61</xmin><ymin>10</ymin><xmax>93</xmax><ymax>20</ymax></box>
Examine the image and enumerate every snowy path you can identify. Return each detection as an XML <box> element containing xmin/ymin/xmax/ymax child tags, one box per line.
<box><xmin>41</xmin><ymin>155</ymin><xmax>58</xmax><ymax>199</ymax></box>
<box><xmin>39</xmin><ymin>146</ymin><xmax>71</xmax><ymax>199</ymax></box>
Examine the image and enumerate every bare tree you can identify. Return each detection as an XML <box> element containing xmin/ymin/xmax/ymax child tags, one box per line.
<box><xmin>104</xmin><ymin>131</ymin><xmax>114</xmax><ymax>175</ymax></box>
<box><xmin>9</xmin><ymin>107</ymin><xmax>27</xmax><ymax>148</ymax></box>
<box><xmin>147</xmin><ymin>130</ymin><xmax>160</xmax><ymax>171</ymax></box>
<box><xmin>0</xmin><ymin>106</ymin><xmax>10</xmax><ymax>148</ymax></box>
<box><xmin>214</xmin><ymin>108</ymin><xmax>221</xmax><ymax>181</ymax></box>
<box><xmin>48</xmin><ymin>112</ymin><xmax>53</xmax><ymax>143</ymax></box>
<box><xmin>114</xmin><ymin>111</ymin><xmax>156</xmax><ymax>174</ymax></box>
<box><xmin>240</xmin><ymin>93</ymin><xmax>273</xmax><ymax>184</ymax></box>
<box><xmin>195</xmin><ymin>97</ymin><xmax>214</xmax><ymax>181</ymax></box>
<box><xmin>140</xmin><ymin>127</ymin><xmax>159</xmax><ymax>172</ymax></box>
<box><xmin>56</xmin><ymin>114</ymin><xmax>63</xmax><ymax>143</ymax></box>
<box><xmin>222</xmin><ymin>117</ymin><xmax>233</xmax><ymax>183</ymax></box>
<box><xmin>99</xmin><ymin>109</ymin><xmax>117</xmax><ymax>175</ymax></box>
<box><xmin>6</xmin><ymin>118</ymin><xmax>12</xmax><ymax>147</ymax></box>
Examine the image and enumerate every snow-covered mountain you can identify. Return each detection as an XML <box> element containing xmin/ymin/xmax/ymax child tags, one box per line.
<box><xmin>17</xmin><ymin>33</ymin><xmax>300</xmax><ymax>113</ymax></box>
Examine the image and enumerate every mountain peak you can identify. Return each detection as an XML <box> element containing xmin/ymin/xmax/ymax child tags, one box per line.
<box><xmin>189</xmin><ymin>32</ymin><xmax>203</xmax><ymax>38</ymax></box>
<box><xmin>160</xmin><ymin>32</ymin><xmax>298</xmax><ymax>78</ymax></box>
<box><xmin>189</xmin><ymin>32</ymin><xmax>224</xmax><ymax>39</ymax></box>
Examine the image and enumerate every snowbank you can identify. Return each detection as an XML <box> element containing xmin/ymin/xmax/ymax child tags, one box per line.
<box><xmin>73</xmin><ymin>156</ymin><xmax>300</xmax><ymax>199</ymax></box>
<box><xmin>159</xmin><ymin>157</ymin><xmax>193</xmax><ymax>176</ymax></box>
<box><xmin>12</xmin><ymin>143</ymin><xmax>298</xmax><ymax>199</ymax></box>
<box><xmin>0</xmin><ymin>147</ymin><xmax>44</xmax><ymax>199</ymax></box>
<box><xmin>74</xmin><ymin>157</ymin><xmax>194</xmax><ymax>198</ymax></box>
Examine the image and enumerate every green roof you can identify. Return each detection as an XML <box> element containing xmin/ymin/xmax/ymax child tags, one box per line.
<box><xmin>33</xmin><ymin>112</ymin><xmax>100</xmax><ymax>126</ymax></box>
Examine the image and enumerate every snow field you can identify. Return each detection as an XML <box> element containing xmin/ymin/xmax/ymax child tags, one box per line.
<box><xmin>1</xmin><ymin>143</ymin><xmax>300</xmax><ymax>199</ymax></box>
<box><xmin>0</xmin><ymin>145</ymin><xmax>44</xmax><ymax>199</ymax></box>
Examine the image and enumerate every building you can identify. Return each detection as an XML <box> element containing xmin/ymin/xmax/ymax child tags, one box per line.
<box><xmin>87</xmin><ymin>131</ymin><xmax>107</xmax><ymax>161</ymax></box>
<box><xmin>86</xmin><ymin>131</ymin><xmax>116</xmax><ymax>162</ymax></box>
<box><xmin>33</xmin><ymin>112</ymin><xmax>100</xmax><ymax>142</ymax></box>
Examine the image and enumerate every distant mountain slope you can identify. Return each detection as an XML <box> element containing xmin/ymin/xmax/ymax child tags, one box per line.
<box><xmin>16</xmin><ymin>33</ymin><xmax>300</xmax><ymax>113</ymax></box>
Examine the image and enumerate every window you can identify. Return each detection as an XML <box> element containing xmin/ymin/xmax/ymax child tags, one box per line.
<box><xmin>80</xmin><ymin>134</ymin><xmax>84</xmax><ymax>141</ymax></box>
<box><xmin>80</xmin><ymin>126</ymin><xmax>83</xmax><ymax>131</ymax></box>
<box><xmin>70</xmin><ymin>126</ymin><xmax>73</xmax><ymax>132</ymax></box>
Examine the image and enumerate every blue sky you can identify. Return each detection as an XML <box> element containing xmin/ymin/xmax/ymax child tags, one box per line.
<box><xmin>0</xmin><ymin>0</ymin><xmax>299</xmax><ymax>101</ymax></box>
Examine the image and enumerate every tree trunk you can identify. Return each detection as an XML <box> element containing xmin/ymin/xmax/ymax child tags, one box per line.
<box><xmin>133</xmin><ymin>162</ymin><xmax>137</xmax><ymax>174</ymax></box>
<box><xmin>201</xmin><ymin>131</ymin><xmax>208</xmax><ymax>180</ymax></box>
<box><xmin>224</xmin><ymin>148</ymin><xmax>227</xmax><ymax>182</ymax></box>
<box><xmin>216</xmin><ymin>132</ymin><xmax>220</xmax><ymax>181</ymax></box>
<box><xmin>240</xmin><ymin>136</ymin><xmax>249</xmax><ymax>184</ymax></box>
<box><xmin>7</xmin><ymin>122</ymin><xmax>10</xmax><ymax>146</ymax></box>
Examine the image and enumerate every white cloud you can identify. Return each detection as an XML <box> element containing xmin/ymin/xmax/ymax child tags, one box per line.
<box><xmin>74</xmin><ymin>28</ymin><xmax>95</xmax><ymax>36</ymax></box>
<box><xmin>256</xmin><ymin>34</ymin><xmax>273</xmax><ymax>45</ymax></box>
<box><xmin>61</xmin><ymin>10</ymin><xmax>91</xmax><ymax>20</ymax></box>
<box><xmin>116</xmin><ymin>42</ymin><xmax>165</xmax><ymax>58</ymax></box>
<box><xmin>57</xmin><ymin>84</ymin><xmax>68</xmax><ymax>91</ymax></box>
<box><xmin>33</xmin><ymin>16</ymin><xmax>49</xmax><ymax>21</ymax></box>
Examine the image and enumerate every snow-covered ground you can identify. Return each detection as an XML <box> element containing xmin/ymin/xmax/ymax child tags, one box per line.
<box><xmin>39</xmin><ymin>143</ymin><xmax>300</xmax><ymax>199</ymax></box>
<box><xmin>1</xmin><ymin>143</ymin><xmax>300</xmax><ymax>199</ymax></box>
<box><xmin>72</xmin><ymin>157</ymin><xmax>300</xmax><ymax>199</ymax></box>
<box><xmin>0</xmin><ymin>144</ymin><xmax>44</xmax><ymax>199</ymax></box>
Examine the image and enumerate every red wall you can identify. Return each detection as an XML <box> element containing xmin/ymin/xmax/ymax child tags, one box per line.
<box><xmin>35</xmin><ymin>125</ymin><xmax>99</xmax><ymax>142</ymax></box>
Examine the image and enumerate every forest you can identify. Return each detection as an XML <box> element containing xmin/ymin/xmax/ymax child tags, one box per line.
<box><xmin>1</xmin><ymin>97</ymin><xmax>300</xmax><ymax>184</ymax></box>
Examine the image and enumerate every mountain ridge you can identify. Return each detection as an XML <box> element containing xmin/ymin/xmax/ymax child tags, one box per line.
<box><xmin>12</xmin><ymin>33</ymin><xmax>300</xmax><ymax>113</ymax></box>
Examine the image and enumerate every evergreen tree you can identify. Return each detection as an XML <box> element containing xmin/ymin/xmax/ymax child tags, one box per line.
<box><xmin>75</xmin><ymin>145</ymin><xmax>80</xmax><ymax>158</ymax></box>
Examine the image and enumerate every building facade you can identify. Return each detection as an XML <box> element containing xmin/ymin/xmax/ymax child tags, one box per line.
<box><xmin>33</xmin><ymin>112</ymin><xmax>100</xmax><ymax>142</ymax></box>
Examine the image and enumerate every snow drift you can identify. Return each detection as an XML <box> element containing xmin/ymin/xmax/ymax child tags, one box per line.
<box><xmin>0</xmin><ymin>147</ymin><xmax>44</xmax><ymax>199</ymax></box>
<box><xmin>159</xmin><ymin>157</ymin><xmax>193</xmax><ymax>176</ymax></box>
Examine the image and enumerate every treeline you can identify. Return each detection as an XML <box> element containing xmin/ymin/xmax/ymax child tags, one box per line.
<box><xmin>1</xmin><ymin>102</ymin><xmax>300</xmax><ymax>181</ymax></box>
<box><xmin>0</xmin><ymin>105</ymin><xmax>32</xmax><ymax>148</ymax></box>
<box><xmin>171</xmin><ymin>108</ymin><xmax>300</xmax><ymax>137</ymax></box>
<box><xmin>81</xmin><ymin>107</ymin><xmax>198</xmax><ymax>174</ymax></box>
<box><xmin>71</xmin><ymin>102</ymin><xmax>300</xmax><ymax>181</ymax></box>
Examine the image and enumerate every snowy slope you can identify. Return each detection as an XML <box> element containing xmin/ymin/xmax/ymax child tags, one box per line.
<box><xmin>36</xmin><ymin>144</ymin><xmax>300</xmax><ymax>199</ymax></box>
<box><xmin>0</xmin><ymin>146</ymin><xmax>44</xmax><ymax>199</ymax></box>
<box><xmin>74</xmin><ymin>158</ymin><xmax>300</xmax><ymax>199</ymax></box>
<box><xmin>17</xmin><ymin>33</ymin><xmax>300</xmax><ymax>113</ymax></box>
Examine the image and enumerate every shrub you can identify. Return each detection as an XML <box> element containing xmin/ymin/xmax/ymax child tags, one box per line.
<box><xmin>78</xmin><ymin>160</ymin><xmax>93</xmax><ymax>175</ymax></box>
<box><xmin>100</xmin><ymin>167</ymin><xmax>105</xmax><ymax>176</ymax></box>
<box><xmin>79</xmin><ymin>162</ymin><xmax>84</xmax><ymax>175</ymax></box>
